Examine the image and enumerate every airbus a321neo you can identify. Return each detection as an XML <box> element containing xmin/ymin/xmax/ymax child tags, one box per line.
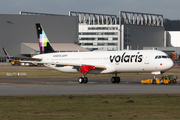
<box><xmin>4</xmin><ymin>23</ymin><xmax>174</xmax><ymax>84</ymax></box>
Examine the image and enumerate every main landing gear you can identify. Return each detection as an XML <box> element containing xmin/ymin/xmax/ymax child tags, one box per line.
<box><xmin>78</xmin><ymin>73</ymin><xmax>88</xmax><ymax>83</ymax></box>
<box><xmin>78</xmin><ymin>77</ymin><xmax>88</xmax><ymax>83</ymax></box>
<box><xmin>111</xmin><ymin>73</ymin><xmax>120</xmax><ymax>83</ymax></box>
<box><xmin>78</xmin><ymin>73</ymin><xmax>121</xmax><ymax>84</ymax></box>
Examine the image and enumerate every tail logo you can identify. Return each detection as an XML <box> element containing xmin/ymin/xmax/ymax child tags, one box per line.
<box><xmin>36</xmin><ymin>23</ymin><xmax>55</xmax><ymax>54</ymax></box>
<box><xmin>39</xmin><ymin>30</ymin><xmax>49</xmax><ymax>51</ymax></box>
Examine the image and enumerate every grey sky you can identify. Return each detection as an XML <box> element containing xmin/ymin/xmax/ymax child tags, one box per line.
<box><xmin>0</xmin><ymin>0</ymin><xmax>179</xmax><ymax>20</ymax></box>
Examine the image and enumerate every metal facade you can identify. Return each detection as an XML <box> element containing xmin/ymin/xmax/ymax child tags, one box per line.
<box><xmin>120</xmin><ymin>11</ymin><xmax>163</xmax><ymax>27</ymax></box>
<box><xmin>69</xmin><ymin>11</ymin><xmax>118</xmax><ymax>25</ymax></box>
<box><xmin>0</xmin><ymin>14</ymin><xmax>78</xmax><ymax>58</ymax></box>
<box><xmin>123</xmin><ymin>25</ymin><xmax>165</xmax><ymax>50</ymax></box>
<box><xmin>70</xmin><ymin>11</ymin><xmax>165</xmax><ymax>51</ymax></box>
<box><xmin>119</xmin><ymin>11</ymin><xmax>164</xmax><ymax>50</ymax></box>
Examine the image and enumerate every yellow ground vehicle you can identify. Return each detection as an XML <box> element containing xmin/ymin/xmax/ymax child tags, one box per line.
<box><xmin>11</xmin><ymin>61</ymin><xmax>21</xmax><ymax>66</ymax></box>
<box><xmin>161</xmin><ymin>75</ymin><xmax>177</xmax><ymax>84</ymax></box>
<box><xmin>141</xmin><ymin>75</ymin><xmax>178</xmax><ymax>84</ymax></box>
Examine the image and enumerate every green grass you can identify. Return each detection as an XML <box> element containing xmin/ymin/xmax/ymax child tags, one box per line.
<box><xmin>0</xmin><ymin>67</ymin><xmax>180</xmax><ymax>119</ymax></box>
<box><xmin>0</xmin><ymin>94</ymin><xmax>180</xmax><ymax>120</ymax></box>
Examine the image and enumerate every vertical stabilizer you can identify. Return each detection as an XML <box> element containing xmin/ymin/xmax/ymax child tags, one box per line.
<box><xmin>35</xmin><ymin>23</ymin><xmax>55</xmax><ymax>54</ymax></box>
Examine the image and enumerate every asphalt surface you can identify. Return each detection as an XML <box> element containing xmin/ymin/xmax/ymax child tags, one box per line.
<box><xmin>0</xmin><ymin>76</ymin><xmax>180</xmax><ymax>96</ymax></box>
<box><xmin>0</xmin><ymin>65</ymin><xmax>180</xmax><ymax>96</ymax></box>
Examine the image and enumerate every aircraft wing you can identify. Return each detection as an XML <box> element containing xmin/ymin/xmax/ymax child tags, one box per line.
<box><xmin>11</xmin><ymin>56</ymin><xmax>41</xmax><ymax>61</ymax></box>
<box><xmin>19</xmin><ymin>60</ymin><xmax>43</xmax><ymax>64</ymax></box>
<box><xmin>56</xmin><ymin>63</ymin><xmax>106</xmax><ymax>69</ymax></box>
<box><xmin>18</xmin><ymin>60</ymin><xmax>106</xmax><ymax>69</ymax></box>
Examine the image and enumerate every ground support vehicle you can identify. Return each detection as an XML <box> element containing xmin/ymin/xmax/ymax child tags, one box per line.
<box><xmin>141</xmin><ymin>75</ymin><xmax>177</xmax><ymax>84</ymax></box>
<box><xmin>11</xmin><ymin>61</ymin><xmax>21</xmax><ymax>66</ymax></box>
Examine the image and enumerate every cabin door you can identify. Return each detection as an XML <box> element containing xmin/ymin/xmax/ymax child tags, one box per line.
<box><xmin>144</xmin><ymin>53</ymin><xmax>151</xmax><ymax>64</ymax></box>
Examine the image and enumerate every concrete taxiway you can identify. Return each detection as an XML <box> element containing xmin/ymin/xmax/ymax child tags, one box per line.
<box><xmin>0</xmin><ymin>76</ymin><xmax>180</xmax><ymax>96</ymax></box>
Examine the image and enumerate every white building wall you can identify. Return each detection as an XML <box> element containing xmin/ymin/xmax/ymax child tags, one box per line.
<box><xmin>79</xmin><ymin>25</ymin><xmax>119</xmax><ymax>51</ymax></box>
<box><xmin>169</xmin><ymin>31</ymin><xmax>180</xmax><ymax>47</ymax></box>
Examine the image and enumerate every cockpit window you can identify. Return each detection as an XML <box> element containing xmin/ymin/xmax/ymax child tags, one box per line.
<box><xmin>158</xmin><ymin>56</ymin><xmax>162</xmax><ymax>59</ymax></box>
<box><xmin>162</xmin><ymin>56</ymin><xmax>167</xmax><ymax>58</ymax></box>
<box><xmin>155</xmin><ymin>55</ymin><xmax>169</xmax><ymax>59</ymax></box>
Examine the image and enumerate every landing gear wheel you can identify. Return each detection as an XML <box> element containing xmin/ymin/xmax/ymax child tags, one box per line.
<box><xmin>116</xmin><ymin>77</ymin><xmax>120</xmax><ymax>83</ymax></box>
<box><xmin>111</xmin><ymin>77</ymin><xmax>120</xmax><ymax>83</ymax></box>
<box><xmin>78</xmin><ymin>77</ymin><xmax>84</xmax><ymax>83</ymax></box>
<box><xmin>84</xmin><ymin>77</ymin><xmax>88</xmax><ymax>83</ymax></box>
<box><xmin>111</xmin><ymin>77</ymin><xmax>116</xmax><ymax>83</ymax></box>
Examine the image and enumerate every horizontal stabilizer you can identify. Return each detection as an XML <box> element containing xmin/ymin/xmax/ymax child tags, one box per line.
<box><xmin>2</xmin><ymin>48</ymin><xmax>41</xmax><ymax>61</ymax></box>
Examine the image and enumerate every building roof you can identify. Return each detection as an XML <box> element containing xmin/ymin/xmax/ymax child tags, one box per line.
<box><xmin>22</xmin><ymin>43</ymin><xmax>89</xmax><ymax>52</ymax></box>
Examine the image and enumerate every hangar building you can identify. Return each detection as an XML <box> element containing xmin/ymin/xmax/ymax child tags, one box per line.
<box><xmin>0</xmin><ymin>12</ymin><xmax>88</xmax><ymax>62</ymax></box>
<box><xmin>0</xmin><ymin>11</ymin><xmax>173</xmax><ymax>63</ymax></box>
<box><xmin>70</xmin><ymin>11</ymin><xmax>166</xmax><ymax>51</ymax></box>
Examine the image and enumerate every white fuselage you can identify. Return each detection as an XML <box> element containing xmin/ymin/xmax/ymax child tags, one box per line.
<box><xmin>33</xmin><ymin>50</ymin><xmax>174</xmax><ymax>74</ymax></box>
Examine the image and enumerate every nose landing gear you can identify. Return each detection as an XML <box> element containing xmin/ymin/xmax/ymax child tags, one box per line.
<box><xmin>152</xmin><ymin>74</ymin><xmax>156</xmax><ymax>84</ymax></box>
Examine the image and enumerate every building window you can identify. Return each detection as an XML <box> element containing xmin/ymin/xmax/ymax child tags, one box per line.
<box><xmin>88</xmin><ymin>27</ymin><xmax>118</xmax><ymax>30</ymax></box>
<box><xmin>81</xmin><ymin>33</ymin><xmax>96</xmax><ymax>35</ymax></box>
<box><xmin>79</xmin><ymin>32</ymin><xmax>118</xmax><ymax>35</ymax></box>
<box><xmin>98</xmin><ymin>38</ymin><xmax>108</xmax><ymax>40</ymax></box>
<box><xmin>79</xmin><ymin>38</ymin><xmax>96</xmax><ymax>40</ymax></box>
<box><xmin>108</xmin><ymin>43</ymin><xmax>117</xmax><ymax>45</ymax></box>
<box><xmin>113</xmin><ymin>38</ymin><xmax>118</xmax><ymax>40</ymax></box>
<box><xmin>104</xmin><ymin>32</ymin><xmax>117</xmax><ymax>35</ymax></box>
<box><xmin>81</xmin><ymin>43</ymin><xmax>93</xmax><ymax>46</ymax></box>
<box><xmin>97</xmin><ymin>43</ymin><xmax>106</xmax><ymax>46</ymax></box>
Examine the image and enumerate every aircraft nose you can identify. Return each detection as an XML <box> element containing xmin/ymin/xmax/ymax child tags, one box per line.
<box><xmin>167</xmin><ymin>59</ymin><xmax>174</xmax><ymax>69</ymax></box>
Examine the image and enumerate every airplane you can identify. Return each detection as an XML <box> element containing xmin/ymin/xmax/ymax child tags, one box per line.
<box><xmin>3</xmin><ymin>23</ymin><xmax>174</xmax><ymax>84</ymax></box>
